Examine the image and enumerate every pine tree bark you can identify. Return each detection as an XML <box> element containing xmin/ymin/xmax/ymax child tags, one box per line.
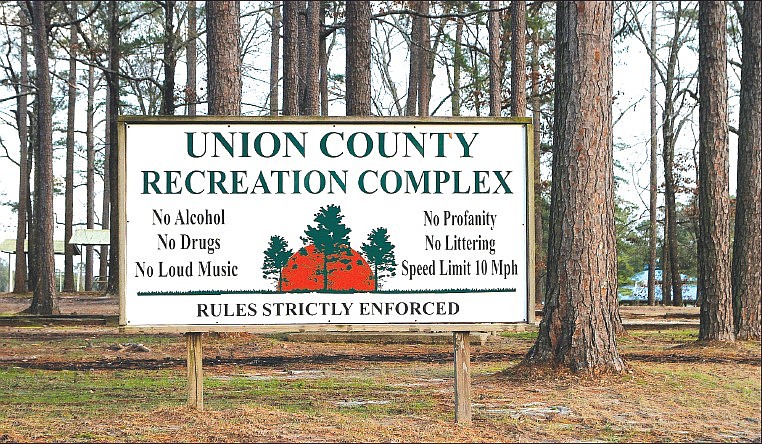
<box><xmin>99</xmin><ymin>96</ymin><xmax>110</xmax><ymax>287</ymax></box>
<box><xmin>63</xmin><ymin>1</ymin><xmax>78</xmax><ymax>292</ymax></box>
<box><xmin>269</xmin><ymin>0</ymin><xmax>280</xmax><ymax>116</ymax></box>
<box><xmin>647</xmin><ymin>0</ymin><xmax>657</xmax><ymax>306</ymax></box>
<box><xmin>303</xmin><ymin>0</ymin><xmax>320</xmax><ymax>115</ymax></box>
<box><xmin>417</xmin><ymin>1</ymin><xmax>431</xmax><ymax>116</ymax></box>
<box><xmin>345</xmin><ymin>0</ymin><xmax>371</xmax><ymax>116</ymax></box>
<box><xmin>319</xmin><ymin>2</ymin><xmax>328</xmax><ymax>116</ymax></box>
<box><xmin>732</xmin><ymin>0</ymin><xmax>761</xmax><ymax>340</ymax></box>
<box><xmin>206</xmin><ymin>0</ymin><xmax>241</xmax><ymax>115</ymax></box>
<box><xmin>13</xmin><ymin>8</ymin><xmax>29</xmax><ymax>293</ymax></box>
<box><xmin>29</xmin><ymin>0</ymin><xmax>58</xmax><ymax>314</ymax></box>
<box><xmin>488</xmin><ymin>0</ymin><xmax>501</xmax><ymax>116</ymax></box>
<box><xmin>404</xmin><ymin>1</ymin><xmax>421</xmax><ymax>116</ymax></box>
<box><xmin>282</xmin><ymin>0</ymin><xmax>299</xmax><ymax>115</ymax></box>
<box><xmin>186</xmin><ymin>0</ymin><xmax>197</xmax><ymax>116</ymax></box>
<box><xmin>524</xmin><ymin>1</ymin><xmax>624</xmax><ymax>373</ymax></box>
<box><xmin>530</xmin><ymin>26</ymin><xmax>543</xmax><ymax>306</ymax></box>
<box><xmin>106</xmin><ymin>0</ymin><xmax>120</xmax><ymax>294</ymax></box>
<box><xmin>85</xmin><ymin>61</ymin><xmax>95</xmax><ymax>291</ymax></box>
<box><xmin>511</xmin><ymin>0</ymin><xmax>527</xmax><ymax>117</ymax></box>
<box><xmin>697</xmin><ymin>0</ymin><xmax>734</xmax><ymax>342</ymax></box>
<box><xmin>451</xmin><ymin>2</ymin><xmax>463</xmax><ymax>117</ymax></box>
<box><xmin>297</xmin><ymin>1</ymin><xmax>307</xmax><ymax>112</ymax></box>
<box><xmin>160</xmin><ymin>0</ymin><xmax>177</xmax><ymax>115</ymax></box>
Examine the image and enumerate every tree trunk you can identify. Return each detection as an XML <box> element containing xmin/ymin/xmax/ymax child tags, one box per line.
<box><xmin>27</xmin><ymin>100</ymin><xmax>37</xmax><ymax>293</ymax></box>
<box><xmin>303</xmin><ymin>0</ymin><xmax>320</xmax><ymax>115</ymax></box>
<box><xmin>345</xmin><ymin>0</ymin><xmax>371</xmax><ymax>116</ymax></box>
<box><xmin>661</xmin><ymin>231</ymin><xmax>672</xmax><ymax>305</ymax></box>
<box><xmin>405</xmin><ymin>1</ymin><xmax>421</xmax><ymax>116</ymax></box>
<box><xmin>297</xmin><ymin>1</ymin><xmax>307</xmax><ymax>113</ymax></box>
<box><xmin>282</xmin><ymin>0</ymin><xmax>299</xmax><ymax>115</ymax></box>
<box><xmin>524</xmin><ymin>1</ymin><xmax>624</xmax><ymax>373</ymax></box>
<box><xmin>160</xmin><ymin>0</ymin><xmax>177</xmax><ymax>115</ymax></box>
<box><xmin>28</xmin><ymin>0</ymin><xmax>58</xmax><ymax>315</ymax></box>
<box><xmin>451</xmin><ymin>3</ymin><xmax>463</xmax><ymax>117</ymax></box>
<box><xmin>99</xmin><ymin>96</ymin><xmax>110</xmax><ymax>288</ymax></box>
<box><xmin>206</xmin><ymin>0</ymin><xmax>241</xmax><ymax>115</ymax></box>
<box><xmin>63</xmin><ymin>1</ymin><xmax>78</xmax><ymax>292</ymax></box>
<box><xmin>269</xmin><ymin>0</ymin><xmax>280</xmax><ymax>116</ymax></box>
<box><xmin>106</xmin><ymin>0</ymin><xmax>120</xmax><ymax>295</ymax></box>
<box><xmin>13</xmin><ymin>8</ymin><xmax>29</xmax><ymax>293</ymax></box>
<box><xmin>417</xmin><ymin>1</ymin><xmax>431</xmax><ymax>116</ymax></box>
<box><xmin>511</xmin><ymin>0</ymin><xmax>527</xmax><ymax>117</ymax></box>
<box><xmin>319</xmin><ymin>2</ymin><xmax>328</xmax><ymax>116</ymax></box>
<box><xmin>530</xmin><ymin>26</ymin><xmax>543</xmax><ymax>306</ymax></box>
<box><xmin>488</xmin><ymin>0</ymin><xmax>501</xmax><ymax>116</ymax></box>
<box><xmin>647</xmin><ymin>0</ymin><xmax>657</xmax><ymax>306</ymax></box>
<box><xmin>697</xmin><ymin>0</ymin><xmax>734</xmax><ymax>342</ymax></box>
<box><xmin>85</xmin><ymin>62</ymin><xmax>95</xmax><ymax>291</ymax></box>
<box><xmin>186</xmin><ymin>0</ymin><xmax>197</xmax><ymax>116</ymax></box>
<box><xmin>732</xmin><ymin>0</ymin><xmax>761</xmax><ymax>340</ymax></box>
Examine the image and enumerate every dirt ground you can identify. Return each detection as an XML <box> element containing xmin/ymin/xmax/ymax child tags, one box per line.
<box><xmin>0</xmin><ymin>292</ymin><xmax>759</xmax><ymax>442</ymax></box>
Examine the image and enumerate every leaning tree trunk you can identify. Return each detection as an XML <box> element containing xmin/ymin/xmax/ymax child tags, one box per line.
<box><xmin>732</xmin><ymin>0</ymin><xmax>761</xmax><ymax>340</ymax></box>
<box><xmin>511</xmin><ymin>0</ymin><xmax>527</xmax><ymax>117</ymax></box>
<box><xmin>524</xmin><ymin>1</ymin><xmax>624</xmax><ymax>373</ymax></box>
<box><xmin>63</xmin><ymin>2</ymin><xmax>78</xmax><ymax>292</ymax></box>
<box><xmin>345</xmin><ymin>0</ymin><xmax>371</xmax><ymax>116</ymax></box>
<box><xmin>269</xmin><ymin>0</ymin><xmax>280</xmax><ymax>116</ymax></box>
<box><xmin>282</xmin><ymin>0</ymin><xmax>299</xmax><ymax>115</ymax></box>
<box><xmin>207</xmin><ymin>0</ymin><xmax>241</xmax><ymax>115</ymax></box>
<box><xmin>13</xmin><ymin>9</ymin><xmax>30</xmax><ymax>293</ymax></box>
<box><xmin>697</xmin><ymin>0</ymin><xmax>734</xmax><ymax>342</ymax></box>
<box><xmin>28</xmin><ymin>0</ymin><xmax>58</xmax><ymax>315</ymax></box>
<box><xmin>106</xmin><ymin>0</ymin><xmax>120</xmax><ymax>295</ymax></box>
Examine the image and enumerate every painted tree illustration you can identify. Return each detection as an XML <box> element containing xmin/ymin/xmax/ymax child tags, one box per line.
<box><xmin>262</xmin><ymin>235</ymin><xmax>293</xmax><ymax>291</ymax></box>
<box><xmin>362</xmin><ymin>228</ymin><xmax>397</xmax><ymax>291</ymax></box>
<box><xmin>301</xmin><ymin>205</ymin><xmax>351</xmax><ymax>291</ymax></box>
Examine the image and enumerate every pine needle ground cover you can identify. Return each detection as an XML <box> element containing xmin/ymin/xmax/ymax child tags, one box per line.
<box><xmin>0</xmin><ymin>296</ymin><xmax>759</xmax><ymax>442</ymax></box>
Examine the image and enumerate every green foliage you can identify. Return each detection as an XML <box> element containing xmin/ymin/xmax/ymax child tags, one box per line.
<box><xmin>301</xmin><ymin>204</ymin><xmax>352</xmax><ymax>290</ymax></box>
<box><xmin>361</xmin><ymin>227</ymin><xmax>397</xmax><ymax>290</ymax></box>
<box><xmin>615</xmin><ymin>197</ymin><xmax>648</xmax><ymax>287</ymax></box>
<box><xmin>262</xmin><ymin>235</ymin><xmax>293</xmax><ymax>291</ymax></box>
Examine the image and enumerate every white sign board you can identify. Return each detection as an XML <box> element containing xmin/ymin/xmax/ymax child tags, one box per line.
<box><xmin>120</xmin><ymin>118</ymin><xmax>532</xmax><ymax>329</ymax></box>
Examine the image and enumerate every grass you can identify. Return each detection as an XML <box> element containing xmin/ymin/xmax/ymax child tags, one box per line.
<box><xmin>0</xmin><ymin>324</ymin><xmax>759</xmax><ymax>442</ymax></box>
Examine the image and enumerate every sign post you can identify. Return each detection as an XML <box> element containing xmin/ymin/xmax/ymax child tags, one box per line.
<box><xmin>119</xmin><ymin>116</ymin><xmax>533</xmax><ymax>421</ymax></box>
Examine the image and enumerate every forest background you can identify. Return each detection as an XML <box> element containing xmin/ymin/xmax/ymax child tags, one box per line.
<box><xmin>0</xmin><ymin>0</ymin><xmax>748</xmax><ymax>302</ymax></box>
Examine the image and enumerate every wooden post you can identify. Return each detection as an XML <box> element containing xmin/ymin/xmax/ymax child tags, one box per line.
<box><xmin>453</xmin><ymin>331</ymin><xmax>472</xmax><ymax>424</ymax></box>
<box><xmin>186</xmin><ymin>332</ymin><xmax>203</xmax><ymax>410</ymax></box>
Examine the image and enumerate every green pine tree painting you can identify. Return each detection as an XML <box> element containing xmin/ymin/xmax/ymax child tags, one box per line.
<box><xmin>262</xmin><ymin>235</ymin><xmax>293</xmax><ymax>291</ymax></box>
<box><xmin>361</xmin><ymin>227</ymin><xmax>397</xmax><ymax>291</ymax></box>
<box><xmin>301</xmin><ymin>204</ymin><xmax>352</xmax><ymax>291</ymax></box>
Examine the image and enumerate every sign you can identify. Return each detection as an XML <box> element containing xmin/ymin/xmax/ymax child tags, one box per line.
<box><xmin>119</xmin><ymin>117</ymin><xmax>533</xmax><ymax>330</ymax></box>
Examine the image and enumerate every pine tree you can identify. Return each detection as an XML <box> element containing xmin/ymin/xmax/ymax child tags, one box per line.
<box><xmin>361</xmin><ymin>228</ymin><xmax>396</xmax><ymax>291</ymax></box>
<box><xmin>301</xmin><ymin>205</ymin><xmax>351</xmax><ymax>291</ymax></box>
<box><xmin>262</xmin><ymin>235</ymin><xmax>293</xmax><ymax>291</ymax></box>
